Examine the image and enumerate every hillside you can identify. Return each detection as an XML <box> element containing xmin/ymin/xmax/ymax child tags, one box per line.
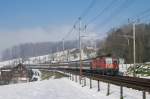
<box><xmin>1</xmin><ymin>40</ymin><xmax>78</xmax><ymax>61</ymax></box>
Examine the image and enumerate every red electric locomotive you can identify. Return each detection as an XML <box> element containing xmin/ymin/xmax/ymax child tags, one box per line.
<box><xmin>91</xmin><ymin>55</ymin><xmax>119</xmax><ymax>75</ymax></box>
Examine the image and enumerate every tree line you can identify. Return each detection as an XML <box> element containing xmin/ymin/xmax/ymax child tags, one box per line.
<box><xmin>1</xmin><ymin>40</ymin><xmax>78</xmax><ymax>61</ymax></box>
<box><xmin>97</xmin><ymin>23</ymin><xmax>150</xmax><ymax>63</ymax></box>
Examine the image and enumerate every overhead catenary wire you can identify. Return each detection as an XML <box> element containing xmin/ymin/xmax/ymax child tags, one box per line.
<box><xmin>130</xmin><ymin>8</ymin><xmax>150</xmax><ymax>24</ymax></box>
<box><xmin>132</xmin><ymin>8</ymin><xmax>150</xmax><ymax>20</ymax></box>
<box><xmin>138</xmin><ymin>13</ymin><xmax>150</xmax><ymax>21</ymax></box>
<box><xmin>86</xmin><ymin>0</ymin><xmax>118</xmax><ymax>26</ymax></box>
<box><xmin>61</xmin><ymin>0</ymin><xmax>97</xmax><ymax>41</ymax></box>
<box><xmin>79</xmin><ymin>0</ymin><xmax>97</xmax><ymax>19</ymax></box>
<box><xmin>62</xmin><ymin>20</ymin><xmax>78</xmax><ymax>40</ymax></box>
<box><xmin>140</xmin><ymin>17</ymin><xmax>150</xmax><ymax>23</ymax></box>
<box><xmin>62</xmin><ymin>0</ymin><xmax>136</xmax><ymax>45</ymax></box>
<box><xmin>91</xmin><ymin>0</ymin><xmax>135</xmax><ymax>31</ymax></box>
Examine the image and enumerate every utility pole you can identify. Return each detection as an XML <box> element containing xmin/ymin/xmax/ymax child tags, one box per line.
<box><xmin>128</xmin><ymin>19</ymin><xmax>137</xmax><ymax>77</ymax></box>
<box><xmin>56</xmin><ymin>42</ymin><xmax>59</xmax><ymax>62</ymax></box>
<box><xmin>62</xmin><ymin>39</ymin><xmax>65</xmax><ymax>52</ymax></box>
<box><xmin>62</xmin><ymin>39</ymin><xmax>65</xmax><ymax>61</ymax></box>
<box><xmin>73</xmin><ymin>17</ymin><xmax>86</xmax><ymax>84</ymax></box>
<box><xmin>79</xmin><ymin>17</ymin><xmax>82</xmax><ymax>84</ymax></box>
<box><xmin>133</xmin><ymin>22</ymin><xmax>136</xmax><ymax>77</ymax></box>
<box><xmin>133</xmin><ymin>23</ymin><xmax>136</xmax><ymax>65</ymax></box>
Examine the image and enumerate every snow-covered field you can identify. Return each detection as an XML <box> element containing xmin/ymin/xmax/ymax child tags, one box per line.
<box><xmin>0</xmin><ymin>76</ymin><xmax>149</xmax><ymax>99</ymax></box>
<box><xmin>68</xmin><ymin>75</ymin><xmax>150</xmax><ymax>99</ymax></box>
<box><xmin>0</xmin><ymin>48</ymin><xmax>96</xmax><ymax>67</ymax></box>
<box><xmin>0</xmin><ymin>49</ymin><xmax>149</xmax><ymax>99</ymax></box>
<box><xmin>0</xmin><ymin>78</ymin><xmax>112</xmax><ymax>99</ymax></box>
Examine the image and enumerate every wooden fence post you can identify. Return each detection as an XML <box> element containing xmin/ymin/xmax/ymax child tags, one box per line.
<box><xmin>90</xmin><ymin>77</ymin><xmax>92</xmax><ymax>89</ymax></box>
<box><xmin>98</xmin><ymin>80</ymin><xmax>100</xmax><ymax>91</ymax></box>
<box><xmin>143</xmin><ymin>91</ymin><xmax>146</xmax><ymax>99</ymax></box>
<box><xmin>107</xmin><ymin>83</ymin><xmax>110</xmax><ymax>96</ymax></box>
<box><xmin>70</xmin><ymin>73</ymin><xmax>71</xmax><ymax>80</ymax></box>
<box><xmin>84</xmin><ymin>77</ymin><xmax>86</xmax><ymax>86</ymax></box>
<box><xmin>75</xmin><ymin>75</ymin><xmax>77</xmax><ymax>82</ymax></box>
<box><xmin>120</xmin><ymin>86</ymin><xmax>123</xmax><ymax>99</ymax></box>
<box><xmin>72</xmin><ymin>74</ymin><xmax>74</xmax><ymax>81</ymax></box>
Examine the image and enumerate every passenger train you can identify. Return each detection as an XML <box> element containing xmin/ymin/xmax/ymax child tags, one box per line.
<box><xmin>63</xmin><ymin>55</ymin><xmax>120</xmax><ymax>75</ymax></box>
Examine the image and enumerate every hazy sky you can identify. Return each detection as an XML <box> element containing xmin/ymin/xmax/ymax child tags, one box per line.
<box><xmin>0</xmin><ymin>0</ymin><xmax>150</xmax><ymax>53</ymax></box>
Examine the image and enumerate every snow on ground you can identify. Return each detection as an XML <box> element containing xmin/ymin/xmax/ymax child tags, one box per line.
<box><xmin>0</xmin><ymin>78</ymin><xmax>112</xmax><ymax>99</ymax></box>
<box><xmin>0</xmin><ymin>68</ymin><xmax>149</xmax><ymax>99</ymax></box>
<box><xmin>69</xmin><ymin>75</ymin><xmax>150</xmax><ymax>99</ymax></box>
<box><xmin>0</xmin><ymin>76</ymin><xmax>149</xmax><ymax>99</ymax></box>
<box><xmin>81</xmin><ymin>78</ymin><xmax>150</xmax><ymax>99</ymax></box>
<box><xmin>119</xmin><ymin>64</ymin><xmax>132</xmax><ymax>74</ymax></box>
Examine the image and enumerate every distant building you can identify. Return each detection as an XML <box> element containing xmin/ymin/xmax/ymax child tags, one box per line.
<box><xmin>0</xmin><ymin>69</ymin><xmax>12</xmax><ymax>85</ymax></box>
<box><xmin>10</xmin><ymin>63</ymin><xmax>29</xmax><ymax>83</ymax></box>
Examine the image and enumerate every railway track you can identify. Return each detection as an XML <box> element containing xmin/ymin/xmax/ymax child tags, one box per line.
<box><xmin>2</xmin><ymin>64</ymin><xmax>150</xmax><ymax>92</ymax></box>
<box><xmin>60</xmin><ymin>68</ymin><xmax>150</xmax><ymax>92</ymax></box>
<box><xmin>91</xmin><ymin>74</ymin><xmax>150</xmax><ymax>92</ymax></box>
